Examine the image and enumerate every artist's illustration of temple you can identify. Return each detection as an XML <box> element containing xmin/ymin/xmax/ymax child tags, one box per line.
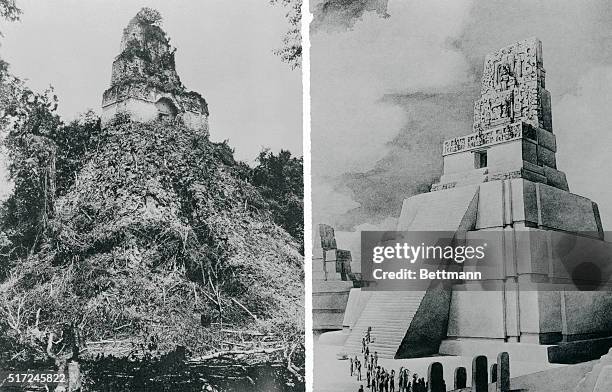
<box><xmin>316</xmin><ymin>38</ymin><xmax>612</xmax><ymax>365</ymax></box>
<box><xmin>101</xmin><ymin>8</ymin><xmax>209</xmax><ymax>132</ymax></box>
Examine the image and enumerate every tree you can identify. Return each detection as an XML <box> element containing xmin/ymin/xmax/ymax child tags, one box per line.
<box><xmin>0</xmin><ymin>1</ymin><xmax>101</xmax><ymax>264</ymax></box>
<box><xmin>0</xmin><ymin>79</ymin><xmax>61</xmax><ymax>261</ymax></box>
<box><xmin>250</xmin><ymin>149</ymin><xmax>303</xmax><ymax>246</ymax></box>
<box><xmin>270</xmin><ymin>0</ymin><xmax>302</xmax><ymax>69</ymax></box>
<box><xmin>0</xmin><ymin>0</ymin><xmax>21</xmax><ymax>37</ymax></box>
<box><xmin>49</xmin><ymin>111</ymin><xmax>102</xmax><ymax>197</ymax></box>
<box><xmin>0</xmin><ymin>33</ymin><xmax>61</xmax><ymax>261</ymax></box>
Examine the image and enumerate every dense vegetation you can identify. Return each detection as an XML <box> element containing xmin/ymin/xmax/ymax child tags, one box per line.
<box><xmin>251</xmin><ymin>150</ymin><xmax>303</xmax><ymax>249</ymax></box>
<box><xmin>0</xmin><ymin>112</ymin><xmax>304</xmax><ymax>358</ymax></box>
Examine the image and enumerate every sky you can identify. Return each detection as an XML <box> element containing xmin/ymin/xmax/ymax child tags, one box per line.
<box><xmin>0</xmin><ymin>0</ymin><xmax>302</xmax><ymax>198</ymax></box>
<box><xmin>311</xmin><ymin>0</ymin><xmax>612</xmax><ymax>233</ymax></box>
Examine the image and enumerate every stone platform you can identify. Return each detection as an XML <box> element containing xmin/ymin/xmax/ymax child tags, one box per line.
<box><xmin>314</xmin><ymin>332</ymin><xmax>567</xmax><ymax>392</ymax></box>
<box><xmin>313</xmin><ymin>225</ymin><xmax>359</xmax><ymax>331</ymax></box>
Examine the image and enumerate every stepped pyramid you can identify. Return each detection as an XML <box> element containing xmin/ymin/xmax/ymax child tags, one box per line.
<box><xmin>343</xmin><ymin>38</ymin><xmax>612</xmax><ymax>362</ymax></box>
<box><xmin>101</xmin><ymin>8</ymin><xmax>209</xmax><ymax>132</ymax></box>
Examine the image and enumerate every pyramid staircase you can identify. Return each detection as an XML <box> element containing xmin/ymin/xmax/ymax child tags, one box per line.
<box><xmin>342</xmin><ymin>185</ymin><xmax>479</xmax><ymax>358</ymax></box>
<box><xmin>343</xmin><ymin>291</ymin><xmax>427</xmax><ymax>358</ymax></box>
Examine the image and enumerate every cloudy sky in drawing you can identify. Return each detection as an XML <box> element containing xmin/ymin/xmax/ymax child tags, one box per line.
<box><xmin>311</xmin><ymin>0</ymin><xmax>612</xmax><ymax>233</ymax></box>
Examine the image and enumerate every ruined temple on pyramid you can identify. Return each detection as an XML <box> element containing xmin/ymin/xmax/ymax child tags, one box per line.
<box><xmin>314</xmin><ymin>38</ymin><xmax>612</xmax><ymax>364</ymax></box>
<box><xmin>101</xmin><ymin>8</ymin><xmax>209</xmax><ymax>132</ymax></box>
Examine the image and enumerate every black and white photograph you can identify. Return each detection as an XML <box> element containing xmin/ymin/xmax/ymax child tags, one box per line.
<box><xmin>0</xmin><ymin>1</ymin><xmax>303</xmax><ymax>391</ymax></box>
<box><xmin>310</xmin><ymin>1</ymin><xmax>612</xmax><ymax>392</ymax></box>
<box><xmin>4</xmin><ymin>0</ymin><xmax>612</xmax><ymax>391</ymax></box>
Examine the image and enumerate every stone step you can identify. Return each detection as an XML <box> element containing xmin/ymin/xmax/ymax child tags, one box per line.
<box><xmin>346</xmin><ymin>326</ymin><xmax>415</xmax><ymax>335</ymax></box>
<box><xmin>353</xmin><ymin>315</ymin><xmax>418</xmax><ymax>319</ymax></box>
<box><xmin>345</xmin><ymin>341</ymin><xmax>410</xmax><ymax>352</ymax></box>
<box><xmin>352</xmin><ymin>315</ymin><xmax>419</xmax><ymax>320</ymax></box>
<box><xmin>343</xmin><ymin>291</ymin><xmax>427</xmax><ymax>358</ymax></box>
<box><xmin>356</xmin><ymin>304</ymin><xmax>423</xmax><ymax>310</ymax></box>
<box><xmin>313</xmin><ymin>280</ymin><xmax>353</xmax><ymax>292</ymax></box>
<box><xmin>352</xmin><ymin>325</ymin><xmax>412</xmax><ymax>330</ymax></box>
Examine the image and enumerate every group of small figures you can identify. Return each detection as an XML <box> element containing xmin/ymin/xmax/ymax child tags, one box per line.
<box><xmin>348</xmin><ymin>327</ymin><xmax>433</xmax><ymax>392</ymax></box>
<box><xmin>350</xmin><ymin>360</ymin><xmax>429</xmax><ymax>392</ymax></box>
